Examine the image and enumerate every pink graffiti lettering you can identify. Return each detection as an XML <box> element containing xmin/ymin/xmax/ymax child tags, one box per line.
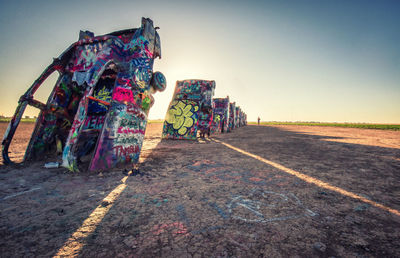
<box><xmin>117</xmin><ymin>127</ymin><xmax>145</xmax><ymax>134</ymax></box>
<box><xmin>113</xmin><ymin>145</ymin><xmax>139</xmax><ymax>157</ymax></box>
<box><xmin>152</xmin><ymin>222</ymin><xmax>188</xmax><ymax>236</ymax></box>
<box><xmin>117</xmin><ymin>77</ymin><xmax>132</xmax><ymax>87</ymax></box>
<box><xmin>112</xmin><ymin>87</ymin><xmax>134</xmax><ymax>103</ymax></box>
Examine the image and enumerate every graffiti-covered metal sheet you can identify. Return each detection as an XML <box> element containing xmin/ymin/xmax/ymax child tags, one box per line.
<box><xmin>2</xmin><ymin>17</ymin><xmax>166</xmax><ymax>172</ymax></box>
<box><xmin>162</xmin><ymin>80</ymin><xmax>215</xmax><ymax>140</ymax></box>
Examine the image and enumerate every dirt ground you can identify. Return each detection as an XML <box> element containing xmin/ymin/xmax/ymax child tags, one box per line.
<box><xmin>0</xmin><ymin>122</ymin><xmax>399</xmax><ymax>257</ymax></box>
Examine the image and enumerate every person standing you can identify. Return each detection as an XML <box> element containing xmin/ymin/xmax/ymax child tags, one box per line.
<box><xmin>257</xmin><ymin>117</ymin><xmax>260</xmax><ymax>125</ymax></box>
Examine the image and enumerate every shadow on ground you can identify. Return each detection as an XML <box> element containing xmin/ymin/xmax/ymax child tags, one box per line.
<box><xmin>1</xmin><ymin>125</ymin><xmax>400</xmax><ymax>257</ymax></box>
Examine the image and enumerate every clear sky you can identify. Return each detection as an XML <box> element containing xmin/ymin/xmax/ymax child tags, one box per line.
<box><xmin>0</xmin><ymin>0</ymin><xmax>399</xmax><ymax>123</ymax></box>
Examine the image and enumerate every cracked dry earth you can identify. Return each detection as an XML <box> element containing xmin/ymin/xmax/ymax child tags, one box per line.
<box><xmin>1</xmin><ymin>123</ymin><xmax>400</xmax><ymax>257</ymax></box>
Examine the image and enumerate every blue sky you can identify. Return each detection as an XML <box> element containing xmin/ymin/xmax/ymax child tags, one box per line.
<box><xmin>0</xmin><ymin>0</ymin><xmax>399</xmax><ymax>122</ymax></box>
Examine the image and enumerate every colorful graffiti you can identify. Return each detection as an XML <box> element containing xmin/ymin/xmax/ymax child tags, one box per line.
<box><xmin>162</xmin><ymin>80</ymin><xmax>247</xmax><ymax>139</ymax></box>
<box><xmin>212</xmin><ymin>97</ymin><xmax>230</xmax><ymax>133</ymax></box>
<box><xmin>198</xmin><ymin>106</ymin><xmax>213</xmax><ymax>138</ymax></box>
<box><xmin>228</xmin><ymin>102</ymin><xmax>236</xmax><ymax>132</ymax></box>
<box><xmin>2</xmin><ymin>18</ymin><xmax>166</xmax><ymax>172</ymax></box>
<box><xmin>162</xmin><ymin>80</ymin><xmax>215</xmax><ymax>140</ymax></box>
<box><xmin>89</xmin><ymin>102</ymin><xmax>147</xmax><ymax>170</ymax></box>
<box><xmin>235</xmin><ymin>106</ymin><xmax>240</xmax><ymax>129</ymax></box>
<box><xmin>239</xmin><ymin>108</ymin><xmax>247</xmax><ymax>127</ymax></box>
<box><xmin>165</xmin><ymin>100</ymin><xmax>199</xmax><ymax>136</ymax></box>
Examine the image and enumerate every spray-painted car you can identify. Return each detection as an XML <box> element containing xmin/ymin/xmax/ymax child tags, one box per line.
<box><xmin>198</xmin><ymin>107</ymin><xmax>213</xmax><ymax>138</ymax></box>
<box><xmin>239</xmin><ymin>109</ymin><xmax>247</xmax><ymax>127</ymax></box>
<box><xmin>212</xmin><ymin>97</ymin><xmax>230</xmax><ymax>133</ymax></box>
<box><xmin>235</xmin><ymin>106</ymin><xmax>240</xmax><ymax>129</ymax></box>
<box><xmin>162</xmin><ymin>80</ymin><xmax>215</xmax><ymax>140</ymax></box>
<box><xmin>2</xmin><ymin>18</ymin><xmax>166</xmax><ymax>172</ymax></box>
<box><xmin>228</xmin><ymin>102</ymin><xmax>236</xmax><ymax>132</ymax></box>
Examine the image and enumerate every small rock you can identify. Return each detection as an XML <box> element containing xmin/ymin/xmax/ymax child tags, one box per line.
<box><xmin>18</xmin><ymin>179</ymin><xmax>26</xmax><ymax>187</ymax></box>
<box><xmin>313</xmin><ymin>242</ymin><xmax>326</xmax><ymax>252</ymax></box>
<box><xmin>354</xmin><ymin>238</ymin><xmax>369</xmax><ymax>247</ymax></box>
<box><xmin>44</xmin><ymin>162</ymin><xmax>59</xmax><ymax>168</ymax></box>
<box><xmin>52</xmin><ymin>208</ymin><xmax>64</xmax><ymax>216</ymax></box>
<box><xmin>101</xmin><ymin>200</ymin><xmax>110</xmax><ymax>207</ymax></box>
<box><xmin>123</xmin><ymin>236</ymin><xmax>137</xmax><ymax>248</ymax></box>
<box><xmin>131</xmin><ymin>168</ymin><xmax>141</xmax><ymax>176</ymax></box>
<box><xmin>354</xmin><ymin>204</ymin><xmax>370</xmax><ymax>211</ymax></box>
<box><xmin>325</xmin><ymin>216</ymin><xmax>334</xmax><ymax>221</ymax></box>
<box><xmin>120</xmin><ymin>216</ymin><xmax>130</xmax><ymax>227</ymax></box>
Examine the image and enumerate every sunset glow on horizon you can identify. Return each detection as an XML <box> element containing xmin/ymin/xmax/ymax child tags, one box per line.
<box><xmin>0</xmin><ymin>0</ymin><xmax>399</xmax><ymax>123</ymax></box>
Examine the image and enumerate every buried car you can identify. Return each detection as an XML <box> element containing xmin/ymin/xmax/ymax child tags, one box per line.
<box><xmin>162</xmin><ymin>80</ymin><xmax>215</xmax><ymax>140</ymax></box>
<box><xmin>2</xmin><ymin>17</ymin><xmax>166</xmax><ymax>172</ymax></box>
<box><xmin>212</xmin><ymin>96</ymin><xmax>230</xmax><ymax>133</ymax></box>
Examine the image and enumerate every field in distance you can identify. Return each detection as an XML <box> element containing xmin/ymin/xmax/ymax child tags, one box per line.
<box><xmin>250</xmin><ymin>121</ymin><xmax>400</xmax><ymax>131</ymax></box>
<box><xmin>0</xmin><ymin>118</ymin><xmax>165</xmax><ymax>123</ymax></box>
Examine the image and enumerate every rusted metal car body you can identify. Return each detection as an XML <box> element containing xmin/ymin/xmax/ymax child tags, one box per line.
<box><xmin>162</xmin><ymin>80</ymin><xmax>215</xmax><ymax>140</ymax></box>
<box><xmin>2</xmin><ymin>17</ymin><xmax>166</xmax><ymax>172</ymax></box>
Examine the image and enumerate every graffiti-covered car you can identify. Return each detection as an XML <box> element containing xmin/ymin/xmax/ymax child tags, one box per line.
<box><xmin>162</xmin><ymin>80</ymin><xmax>215</xmax><ymax>140</ymax></box>
<box><xmin>2</xmin><ymin>17</ymin><xmax>166</xmax><ymax>172</ymax></box>
<box><xmin>228</xmin><ymin>102</ymin><xmax>236</xmax><ymax>132</ymax></box>
<box><xmin>235</xmin><ymin>106</ymin><xmax>240</xmax><ymax>129</ymax></box>
<box><xmin>212</xmin><ymin>97</ymin><xmax>230</xmax><ymax>133</ymax></box>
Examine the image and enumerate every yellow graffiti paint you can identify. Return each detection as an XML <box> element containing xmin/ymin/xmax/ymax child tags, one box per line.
<box><xmin>137</xmin><ymin>80</ymin><xmax>146</xmax><ymax>88</ymax></box>
<box><xmin>166</xmin><ymin>100</ymin><xmax>198</xmax><ymax>135</ymax></box>
<box><xmin>93</xmin><ymin>86</ymin><xmax>112</xmax><ymax>106</ymax></box>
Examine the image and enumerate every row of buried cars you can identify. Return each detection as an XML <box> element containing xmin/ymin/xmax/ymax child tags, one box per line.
<box><xmin>162</xmin><ymin>79</ymin><xmax>247</xmax><ymax>140</ymax></box>
<box><xmin>1</xmin><ymin>18</ymin><xmax>246</xmax><ymax>173</ymax></box>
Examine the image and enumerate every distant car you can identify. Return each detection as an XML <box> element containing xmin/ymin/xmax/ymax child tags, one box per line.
<box><xmin>212</xmin><ymin>97</ymin><xmax>230</xmax><ymax>133</ymax></box>
<box><xmin>2</xmin><ymin>17</ymin><xmax>166</xmax><ymax>172</ymax></box>
<box><xmin>228</xmin><ymin>102</ymin><xmax>236</xmax><ymax>132</ymax></box>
